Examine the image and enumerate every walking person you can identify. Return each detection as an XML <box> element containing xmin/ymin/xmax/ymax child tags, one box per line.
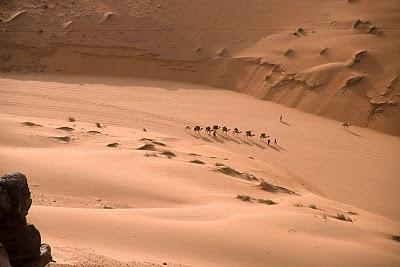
<box><xmin>267</xmin><ymin>139</ymin><xmax>270</xmax><ymax>146</ymax></box>
<box><xmin>280</xmin><ymin>115</ymin><xmax>283</xmax><ymax>122</ymax></box>
<box><xmin>274</xmin><ymin>138</ymin><xmax>278</xmax><ymax>146</ymax></box>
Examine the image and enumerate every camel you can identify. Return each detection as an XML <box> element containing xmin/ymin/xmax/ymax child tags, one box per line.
<box><xmin>342</xmin><ymin>122</ymin><xmax>351</xmax><ymax>130</ymax></box>
<box><xmin>213</xmin><ymin>125</ymin><xmax>220</xmax><ymax>131</ymax></box>
<box><xmin>233</xmin><ymin>128</ymin><xmax>241</xmax><ymax>137</ymax></box>
<box><xmin>222</xmin><ymin>126</ymin><xmax>230</xmax><ymax>134</ymax></box>
<box><xmin>193</xmin><ymin>126</ymin><xmax>203</xmax><ymax>134</ymax></box>
<box><xmin>205</xmin><ymin>126</ymin><xmax>213</xmax><ymax>135</ymax></box>
<box><xmin>184</xmin><ymin>126</ymin><xmax>191</xmax><ymax>132</ymax></box>
<box><xmin>260</xmin><ymin>133</ymin><xmax>269</xmax><ymax>141</ymax></box>
<box><xmin>245</xmin><ymin>130</ymin><xmax>255</xmax><ymax>139</ymax></box>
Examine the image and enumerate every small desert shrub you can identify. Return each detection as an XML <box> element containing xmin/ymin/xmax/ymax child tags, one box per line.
<box><xmin>87</xmin><ymin>130</ymin><xmax>101</xmax><ymax>134</ymax></box>
<box><xmin>284</xmin><ymin>48</ymin><xmax>294</xmax><ymax>56</ymax></box>
<box><xmin>190</xmin><ymin>159</ymin><xmax>205</xmax><ymax>165</ymax></box>
<box><xmin>54</xmin><ymin>136</ymin><xmax>71</xmax><ymax>142</ymax></box>
<box><xmin>140</xmin><ymin>138</ymin><xmax>166</xmax><ymax>146</ymax></box>
<box><xmin>68</xmin><ymin>116</ymin><xmax>76</xmax><ymax>122</ymax></box>
<box><xmin>107</xmin><ymin>142</ymin><xmax>119</xmax><ymax>147</ymax></box>
<box><xmin>259</xmin><ymin>181</ymin><xmax>297</xmax><ymax>195</ymax></box>
<box><xmin>236</xmin><ymin>194</ymin><xmax>251</xmax><ymax>202</ymax></box>
<box><xmin>137</xmin><ymin>144</ymin><xmax>156</xmax><ymax>151</ymax></box>
<box><xmin>392</xmin><ymin>235</ymin><xmax>400</xmax><ymax>243</ymax></box>
<box><xmin>257</xmin><ymin>199</ymin><xmax>277</xmax><ymax>205</ymax></box>
<box><xmin>57</xmin><ymin>126</ymin><xmax>74</xmax><ymax>132</ymax></box>
<box><xmin>161</xmin><ymin>150</ymin><xmax>176</xmax><ymax>159</ymax></box>
<box><xmin>96</xmin><ymin>122</ymin><xmax>102</xmax><ymax>128</ymax></box>
<box><xmin>294</xmin><ymin>203</ymin><xmax>303</xmax><ymax>207</ymax></box>
<box><xmin>217</xmin><ymin>166</ymin><xmax>242</xmax><ymax>177</ymax></box>
<box><xmin>215</xmin><ymin>163</ymin><xmax>225</xmax><ymax>167</ymax></box>
<box><xmin>144</xmin><ymin>152</ymin><xmax>158</xmax><ymax>157</ymax></box>
<box><xmin>335</xmin><ymin>213</ymin><xmax>353</xmax><ymax>222</ymax></box>
<box><xmin>309</xmin><ymin>204</ymin><xmax>318</xmax><ymax>210</ymax></box>
<box><xmin>347</xmin><ymin>211</ymin><xmax>358</xmax><ymax>215</ymax></box>
<box><xmin>22</xmin><ymin>121</ymin><xmax>42</xmax><ymax>127</ymax></box>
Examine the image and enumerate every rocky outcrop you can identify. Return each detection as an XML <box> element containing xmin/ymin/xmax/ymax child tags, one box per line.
<box><xmin>0</xmin><ymin>244</ymin><xmax>12</xmax><ymax>267</ymax></box>
<box><xmin>0</xmin><ymin>173</ymin><xmax>52</xmax><ymax>267</ymax></box>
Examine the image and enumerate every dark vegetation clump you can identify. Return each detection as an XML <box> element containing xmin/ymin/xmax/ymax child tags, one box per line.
<box><xmin>137</xmin><ymin>144</ymin><xmax>156</xmax><ymax>151</ymax></box>
<box><xmin>216</xmin><ymin>165</ymin><xmax>258</xmax><ymax>181</ymax></box>
<box><xmin>334</xmin><ymin>213</ymin><xmax>353</xmax><ymax>222</ymax></box>
<box><xmin>56</xmin><ymin>126</ymin><xmax>74</xmax><ymax>132</ymax></box>
<box><xmin>161</xmin><ymin>150</ymin><xmax>176</xmax><ymax>159</ymax></box>
<box><xmin>87</xmin><ymin>130</ymin><xmax>101</xmax><ymax>134</ymax></box>
<box><xmin>257</xmin><ymin>199</ymin><xmax>277</xmax><ymax>205</ymax></box>
<box><xmin>190</xmin><ymin>159</ymin><xmax>205</xmax><ymax>165</ymax></box>
<box><xmin>140</xmin><ymin>138</ymin><xmax>166</xmax><ymax>147</ymax></box>
<box><xmin>258</xmin><ymin>181</ymin><xmax>298</xmax><ymax>195</ymax></box>
<box><xmin>107</xmin><ymin>142</ymin><xmax>119</xmax><ymax>147</ymax></box>
<box><xmin>54</xmin><ymin>136</ymin><xmax>71</xmax><ymax>142</ymax></box>
<box><xmin>392</xmin><ymin>235</ymin><xmax>400</xmax><ymax>243</ymax></box>
<box><xmin>144</xmin><ymin>152</ymin><xmax>158</xmax><ymax>157</ymax></box>
<box><xmin>236</xmin><ymin>194</ymin><xmax>251</xmax><ymax>202</ymax></box>
<box><xmin>22</xmin><ymin>121</ymin><xmax>42</xmax><ymax>127</ymax></box>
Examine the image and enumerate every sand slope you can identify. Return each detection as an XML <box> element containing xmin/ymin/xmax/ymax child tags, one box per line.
<box><xmin>0</xmin><ymin>75</ymin><xmax>399</xmax><ymax>266</ymax></box>
<box><xmin>1</xmin><ymin>0</ymin><xmax>399</xmax><ymax>134</ymax></box>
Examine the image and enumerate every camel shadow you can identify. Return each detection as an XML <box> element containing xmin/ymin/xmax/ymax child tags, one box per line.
<box><xmin>251</xmin><ymin>140</ymin><xmax>266</xmax><ymax>149</ymax></box>
<box><xmin>220</xmin><ymin>134</ymin><xmax>241</xmax><ymax>144</ymax></box>
<box><xmin>269</xmin><ymin>145</ymin><xmax>283</xmax><ymax>152</ymax></box>
<box><xmin>190</xmin><ymin>133</ymin><xmax>213</xmax><ymax>143</ymax></box>
<box><xmin>347</xmin><ymin>130</ymin><xmax>362</xmax><ymax>138</ymax></box>
<box><xmin>280</xmin><ymin>121</ymin><xmax>292</xmax><ymax>127</ymax></box>
<box><xmin>276</xmin><ymin>145</ymin><xmax>287</xmax><ymax>151</ymax></box>
<box><xmin>241</xmin><ymin>139</ymin><xmax>254</xmax><ymax>146</ymax></box>
<box><xmin>212</xmin><ymin>136</ymin><xmax>226</xmax><ymax>144</ymax></box>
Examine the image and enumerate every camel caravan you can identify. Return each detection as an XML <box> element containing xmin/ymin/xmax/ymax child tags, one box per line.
<box><xmin>185</xmin><ymin>119</ymin><xmax>352</xmax><ymax>146</ymax></box>
<box><xmin>185</xmin><ymin>124</ymin><xmax>278</xmax><ymax>145</ymax></box>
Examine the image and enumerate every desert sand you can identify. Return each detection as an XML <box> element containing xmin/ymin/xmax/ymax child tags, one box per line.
<box><xmin>1</xmin><ymin>0</ymin><xmax>400</xmax><ymax>266</ymax></box>
<box><xmin>0</xmin><ymin>74</ymin><xmax>399</xmax><ymax>266</ymax></box>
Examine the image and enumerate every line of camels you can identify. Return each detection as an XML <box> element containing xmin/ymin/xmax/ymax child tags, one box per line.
<box><xmin>185</xmin><ymin>121</ymin><xmax>352</xmax><ymax>142</ymax></box>
<box><xmin>185</xmin><ymin>125</ymin><xmax>276</xmax><ymax>143</ymax></box>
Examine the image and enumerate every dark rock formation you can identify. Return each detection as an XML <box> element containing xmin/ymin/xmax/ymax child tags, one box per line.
<box><xmin>0</xmin><ymin>244</ymin><xmax>12</xmax><ymax>267</ymax></box>
<box><xmin>0</xmin><ymin>173</ymin><xmax>52</xmax><ymax>267</ymax></box>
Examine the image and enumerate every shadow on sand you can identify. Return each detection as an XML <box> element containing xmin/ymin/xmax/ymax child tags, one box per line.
<box><xmin>268</xmin><ymin>145</ymin><xmax>286</xmax><ymax>152</ymax></box>
<box><xmin>251</xmin><ymin>140</ymin><xmax>266</xmax><ymax>149</ymax></box>
<box><xmin>241</xmin><ymin>139</ymin><xmax>254</xmax><ymax>146</ymax></box>
<box><xmin>220</xmin><ymin>134</ymin><xmax>242</xmax><ymax>144</ymax></box>
<box><xmin>280</xmin><ymin>121</ymin><xmax>292</xmax><ymax>127</ymax></box>
<box><xmin>190</xmin><ymin>133</ymin><xmax>213</xmax><ymax>143</ymax></box>
<box><xmin>347</xmin><ymin>130</ymin><xmax>362</xmax><ymax>138</ymax></box>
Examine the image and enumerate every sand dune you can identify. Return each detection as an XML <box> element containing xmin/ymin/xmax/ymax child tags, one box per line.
<box><xmin>1</xmin><ymin>0</ymin><xmax>400</xmax><ymax>265</ymax></box>
<box><xmin>0</xmin><ymin>74</ymin><xmax>399</xmax><ymax>266</ymax></box>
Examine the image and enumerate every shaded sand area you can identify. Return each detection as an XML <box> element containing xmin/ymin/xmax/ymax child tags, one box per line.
<box><xmin>1</xmin><ymin>74</ymin><xmax>400</xmax><ymax>266</ymax></box>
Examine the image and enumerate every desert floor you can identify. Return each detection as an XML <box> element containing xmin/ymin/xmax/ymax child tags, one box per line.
<box><xmin>1</xmin><ymin>73</ymin><xmax>399</xmax><ymax>266</ymax></box>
